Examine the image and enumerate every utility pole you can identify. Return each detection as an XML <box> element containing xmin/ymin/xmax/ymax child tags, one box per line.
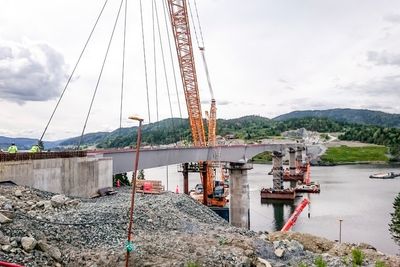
<box><xmin>339</xmin><ymin>219</ymin><xmax>343</xmax><ymax>243</ymax></box>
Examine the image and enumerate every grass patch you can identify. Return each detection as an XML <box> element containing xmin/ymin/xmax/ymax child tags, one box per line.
<box><xmin>351</xmin><ymin>248</ymin><xmax>364</xmax><ymax>266</ymax></box>
<box><xmin>314</xmin><ymin>256</ymin><xmax>327</xmax><ymax>267</ymax></box>
<box><xmin>251</xmin><ymin>151</ymin><xmax>272</xmax><ymax>163</ymax></box>
<box><xmin>375</xmin><ymin>260</ymin><xmax>387</xmax><ymax>267</ymax></box>
<box><xmin>321</xmin><ymin>145</ymin><xmax>388</xmax><ymax>164</ymax></box>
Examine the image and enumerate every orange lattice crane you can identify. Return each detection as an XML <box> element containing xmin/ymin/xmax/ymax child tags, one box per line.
<box><xmin>167</xmin><ymin>0</ymin><xmax>225</xmax><ymax>207</ymax></box>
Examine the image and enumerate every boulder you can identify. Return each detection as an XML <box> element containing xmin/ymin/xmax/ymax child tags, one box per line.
<box><xmin>51</xmin><ymin>195</ymin><xmax>68</xmax><ymax>208</ymax></box>
<box><xmin>0</xmin><ymin>212</ymin><xmax>12</xmax><ymax>224</ymax></box>
<box><xmin>274</xmin><ymin>248</ymin><xmax>285</xmax><ymax>258</ymax></box>
<box><xmin>14</xmin><ymin>190</ymin><xmax>22</xmax><ymax>197</ymax></box>
<box><xmin>65</xmin><ymin>199</ymin><xmax>80</xmax><ymax>206</ymax></box>
<box><xmin>1</xmin><ymin>244</ymin><xmax>12</xmax><ymax>252</ymax></box>
<box><xmin>37</xmin><ymin>240</ymin><xmax>62</xmax><ymax>261</ymax></box>
<box><xmin>257</xmin><ymin>257</ymin><xmax>272</xmax><ymax>267</ymax></box>
<box><xmin>21</xmin><ymin>237</ymin><xmax>37</xmax><ymax>252</ymax></box>
<box><xmin>0</xmin><ymin>233</ymin><xmax>9</xmax><ymax>244</ymax></box>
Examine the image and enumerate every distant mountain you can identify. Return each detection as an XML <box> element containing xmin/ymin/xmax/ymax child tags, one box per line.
<box><xmin>3</xmin><ymin>108</ymin><xmax>399</xmax><ymax>150</ymax></box>
<box><xmin>58</xmin><ymin>132</ymin><xmax>109</xmax><ymax>147</ymax></box>
<box><xmin>0</xmin><ymin>136</ymin><xmax>62</xmax><ymax>150</ymax></box>
<box><xmin>273</xmin><ymin>108</ymin><xmax>400</xmax><ymax>128</ymax></box>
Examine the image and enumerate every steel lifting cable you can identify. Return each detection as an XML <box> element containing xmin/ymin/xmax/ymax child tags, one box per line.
<box><xmin>139</xmin><ymin>0</ymin><xmax>152</xmax><ymax>124</ymax></box>
<box><xmin>39</xmin><ymin>0</ymin><xmax>109</xmax><ymax>143</ymax></box>
<box><xmin>161</xmin><ymin>0</ymin><xmax>182</xmax><ymax>119</ymax></box>
<box><xmin>152</xmin><ymin>0</ymin><xmax>159</xmax><ymax>122</ymax></box>
<box><xmin>77</xmin><ymin>0</ymin><xmax>125</xmax><ymax>149</ymax></box>
<box><xmin>189</xmin><ymin>0</ymin><xmax>215</xmax><ymax>99</ymax></box>
<box><xmin>187</xmin><ymin>0</ymin><xmax>202</xmax><ymax>49</ymax></box>
<box><xmin>193</xmin><ymin>0</ymin><xmax>205</xmax><ymax>47</ymax></box>
<box><xmin>119</xmin><ymin>0</ymin><xmax>128</xmax><ymax>130</ymax></box>
<box><xmin>154</xmin><ymin>0</ymin><xmax>175</xmax><ymax>129</ymax></box>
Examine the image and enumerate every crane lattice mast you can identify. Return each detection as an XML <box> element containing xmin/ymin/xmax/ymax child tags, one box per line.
<box><xmin>166</xmin><ymin>0</ymin><xmax>206</xmax><ymax>147</ymax></box>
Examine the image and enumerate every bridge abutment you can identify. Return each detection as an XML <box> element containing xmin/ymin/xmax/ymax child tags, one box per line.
<box><xmin>224</xmin><ymin>162</ymin><xmax>253</xmax><ymax>229</ymax></box>
<box><xmin>0</xmin><ymin>157</ymin><xmax>112</xmax><ymax>197</ymax></box>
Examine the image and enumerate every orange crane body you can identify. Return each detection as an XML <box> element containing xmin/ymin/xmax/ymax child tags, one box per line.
<box><xmin>166</xmin><ymin>0</ymin><xmax>206</xmax><ymax>147</ymax></box>
<box><xmin>167</xmin><ymin>0</ymin><xmax>225</xmax><ymax>207</ymax></box>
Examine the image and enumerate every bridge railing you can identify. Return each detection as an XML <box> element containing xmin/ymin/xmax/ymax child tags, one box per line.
<box><xmin>0</xmin><ymin>151</ymin><xmax>87</xmax><ymax>162</ymax></box>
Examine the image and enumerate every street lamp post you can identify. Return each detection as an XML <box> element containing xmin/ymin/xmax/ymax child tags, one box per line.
<box><xmin>126</xmin><ymin>115</ymin><xmax>143</xmax><ymax>267</ymax></box>
<box><xmin>339</xmin><ymin>219</ymin><xmax>343</xmax><ymax>243</ymax></box>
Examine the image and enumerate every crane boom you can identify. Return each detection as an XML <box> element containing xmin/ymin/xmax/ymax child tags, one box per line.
<box><xmin>166</xmin><ymin>0</ymin><xmax>206</xmax><ymax>147</ymax></box>
<box><xmin>168</xmin><ymin>0</ymin><xmax>225</xmax><ymax>207</ymax></box>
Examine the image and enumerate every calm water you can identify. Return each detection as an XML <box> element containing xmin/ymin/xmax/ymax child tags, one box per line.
<box><xmin>140</xmin><ymin>164</ymin><xmax>400</xmax><ymax>254</ymax></box>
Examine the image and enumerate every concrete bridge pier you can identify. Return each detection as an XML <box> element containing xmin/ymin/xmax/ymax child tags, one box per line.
<box><xmin>272</xmin><ymin>151</ymin><xmax>284</xmax><ymax>190</ymax></box>
<box><xmin>224</xmin><ymin>162</ymin><xmax>253</xmax><ymax>229</ymax></box>
<box><xmin>296</xmin><ymin>147</ymin><xmax>303</xmax><ymax>167</ymax></box>
<box><xmin>289</xmin><ymin>148</ymin><xmax>297</xmax><ymax>188</ymax></box>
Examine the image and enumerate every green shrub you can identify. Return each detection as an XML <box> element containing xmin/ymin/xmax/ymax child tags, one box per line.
<box><xmin>351</xmin><ymin>248</ymin><xmax>364</xmax><ymax>266</ymax></box>
<box><xmin>113</xmin><ymin>173</ymin><xmax>130</xmax><ymax>186</ymax></box>
<box><xmin>186</xmin><ymin>262</ymin><xmax>199</xmax><ymax>267</ymax></box>
<box><xmin>375</xmin><ymin>260</ymin><xmax>387</xmax><ymax>267</ymax></box>
<box><xmin>314</xmin><ymin>256</ymin><xmax>327</xmax><ymax>267</ymax></box>
<box><xmin>298</xmin><ymin>262</ymin><xmax>308</xmax><ymax>267</ymax></box>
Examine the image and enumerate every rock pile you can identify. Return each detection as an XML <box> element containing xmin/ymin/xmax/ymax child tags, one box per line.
<box><xmin>0</xmin><ymin>185</ymin><xmax>399</xmax><ymax>266</ymax></box>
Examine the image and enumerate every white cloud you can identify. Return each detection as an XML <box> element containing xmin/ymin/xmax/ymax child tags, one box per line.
<box><xmin>0</xmin><ymin>41</ymin><xmax>67</xmax><ymax>104</ymax></box>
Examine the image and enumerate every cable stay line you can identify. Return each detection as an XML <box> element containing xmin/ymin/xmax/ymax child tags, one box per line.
<box><xmin>154</xmin><ymin>0</ymin><xmax>175</xmax><ymax>130</ymax></box>
<box><xmin>39</xmin><ymin>0</ymin><xmax>109</xmax><ymax>143</ymax></box>
<box><xmin>162</xmin><ymin>0</ymin><xmax>183</xmax><ymax>119</ymax></box>
<box><xmin>119</xmin><ymin>0</ymin><xmax>128</xmax><ymax>130</ymax></box>
<box><xmin>77</xmin><ymin>0</ymin><xmax>125</xmax><ymax>149</ymax></box>
<box><xmin>139</xmin><ymin>0</ymin><xmax>152</xmax><ymax>124</ymax></box>
<box><xmin>152</xmin><ymin>0</ymin><xmax>159</xmax><ymax>123</ymax></box>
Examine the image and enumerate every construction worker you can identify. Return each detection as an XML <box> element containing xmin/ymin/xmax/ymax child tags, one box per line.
<box><xmin>29</xmin><ymin>144</ymin><xmax>40</xmax><ymax>153</ymax></box>
<box><xmin>7</xmin><ymin>143</ymin><xmax>18</xmax><ymax>154</ymax></box>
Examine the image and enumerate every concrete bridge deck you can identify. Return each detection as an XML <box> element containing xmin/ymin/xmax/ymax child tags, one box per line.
<box><xmin>91</xmin><ymin>143</ymin><xmax>302</xmax><ymax>174</ymax></box>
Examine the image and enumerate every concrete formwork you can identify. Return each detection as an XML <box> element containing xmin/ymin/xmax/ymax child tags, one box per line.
<box><xmin>0</xmin><ymin>157</ymin><xmax>112</xmax><ymax>197</ymax></box>
<box><xmin>272</xmin><ymin>152</ymin><xmax>284</xmax><ymax>190</ymax></box>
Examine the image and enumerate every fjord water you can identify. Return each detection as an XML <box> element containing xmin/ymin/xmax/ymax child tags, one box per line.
<box><xmin>143</xmin><ymin>164</ymin><xmax>400</xmax><ymax>254</ymax></box>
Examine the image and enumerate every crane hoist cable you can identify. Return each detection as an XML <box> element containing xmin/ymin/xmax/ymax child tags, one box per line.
<box><xmin>119</xmin><ymin>0</ymin><xmax>128</xmax><ymax>129</ymax></box>
<box><xmin>77</xmin><ymin>0</ymin><xmax>125</xmax><ymax>149</ymax></box>
<box><xmin>139</xmin><ymin>0</ymin><xmax>152</xmax><ymax>123</ymax></box>
<box><xmin>151</xmin><ymin>0</ymin><xmax>159</xmax><ymax>123</ymax></box>
<box><xmin>188</xmin><ymin>0</ymin><xmax>216</xmax><ymax>146</ymax></box>
<box><xmin>39</xmin><ymin>0</ymin><xmax>109</xmax><ymax>143</ymax></box>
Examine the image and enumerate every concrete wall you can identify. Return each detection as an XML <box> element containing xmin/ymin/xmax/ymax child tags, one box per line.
<box><xmin>0</xmin><ymin>157</ymin><xmax>112</xmax><ymax>197</ymax></box>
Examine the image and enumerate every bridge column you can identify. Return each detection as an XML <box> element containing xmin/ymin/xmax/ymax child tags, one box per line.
<box><xmin>225</xmin><ymin>162</ymin><xmax>253</xmax><ymax>229</ymax></box>
<box><xmin>272</xmin><ymin>151</ymin><xmax>284</xmax><ymax>190</ymax></box>
<box><xmin>289</xmin><ymin>148</ymin><xmax>297</xmax><ymax>188</ymax></box>
<box><xmin>296</xmin><ymin>147</ymin><xmax>303</xmax><ymax>167</ymax></box>
<box><xmin>182</xmin><ymin>163</ymin><xmax>189</xmax><ymax>195</ymax></box>
<box><xmin>200</xmin><ymin>162</ymin><xmax>208</xmax><ymax>205</ymax></box>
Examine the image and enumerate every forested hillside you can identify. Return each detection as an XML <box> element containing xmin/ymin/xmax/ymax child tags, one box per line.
<box><xmin>274</xmin><ymin>108</ymin><xmax>400</xmax><ymax>128</ymax></box>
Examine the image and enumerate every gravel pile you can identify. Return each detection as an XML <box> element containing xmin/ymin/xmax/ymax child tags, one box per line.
<box><xmin>1</xmin><ymin>184</ymin><xmax>399</xmax><ymax>266</ymax></box>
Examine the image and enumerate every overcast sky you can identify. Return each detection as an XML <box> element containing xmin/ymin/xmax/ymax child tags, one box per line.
<box><xmin>1</xmin><ymin>0</ymin><xmax>400</xmax><ymax>140</ymax></box>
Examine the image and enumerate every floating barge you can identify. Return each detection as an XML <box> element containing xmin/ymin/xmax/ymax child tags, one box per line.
<box><xmin>369</xmin><ymin>172</ymin><xmax>400</xmax><ymax>179</ymax></box>
<box><xmin>260</xmin><ymin>188</ymin><xmax>296</xmax><ymax>200</ymax></box>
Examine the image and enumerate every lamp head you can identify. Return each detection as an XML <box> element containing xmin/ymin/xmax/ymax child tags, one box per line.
<box><xmin>128</xmin><ymin>115</ymin><xmax>144</xmax><ymax>122</ymax></box>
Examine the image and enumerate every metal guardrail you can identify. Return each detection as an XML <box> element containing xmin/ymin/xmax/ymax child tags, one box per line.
<box><xmin>0</xmin><ymin>151</ymin><xmax>87</xmax><ymax>162</ymax></box>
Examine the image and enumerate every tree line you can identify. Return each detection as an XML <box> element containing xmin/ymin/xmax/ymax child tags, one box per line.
<box><xmin>95</xmin><ymin>116</ymin><xmax>400</xmax><ymax>160</ymax></box>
